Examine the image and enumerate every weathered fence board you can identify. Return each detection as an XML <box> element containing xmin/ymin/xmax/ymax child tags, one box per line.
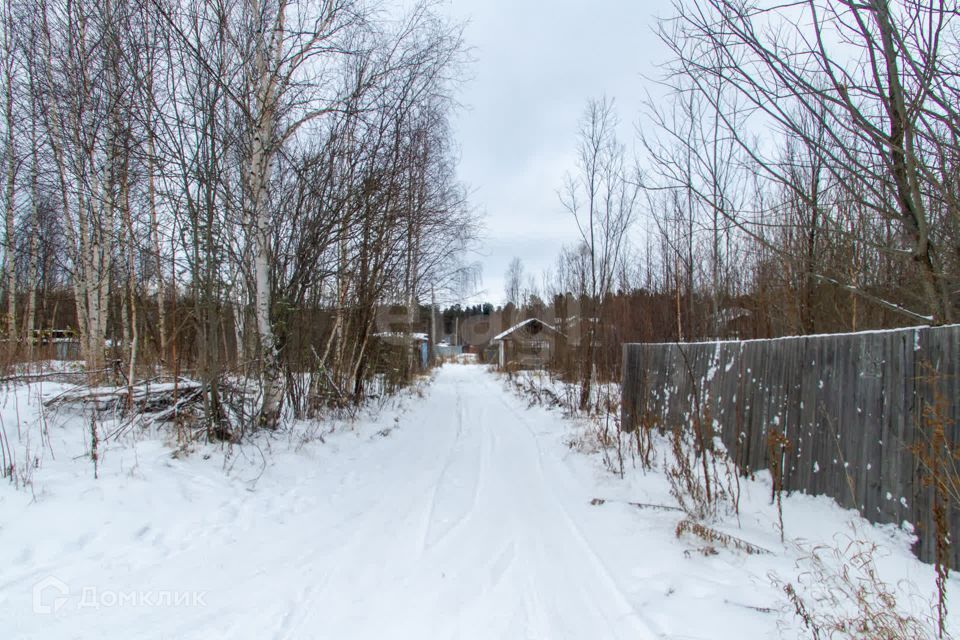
<box><xmin>621</xmin><ymin>325</ymin><xmax>960</xmax><ymax>567</ymax></box>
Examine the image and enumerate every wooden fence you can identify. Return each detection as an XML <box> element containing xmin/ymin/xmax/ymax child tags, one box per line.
<box><xmin>621</xmin><ymin>325</ymin><xmax>960</xmax><ymax>567</ymax></box>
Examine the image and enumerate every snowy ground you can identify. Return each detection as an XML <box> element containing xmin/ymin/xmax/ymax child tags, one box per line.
<box><xmin>1</xmin><ymin>364</ymin><xmax>956</xmax><ymax>639</ymax></box>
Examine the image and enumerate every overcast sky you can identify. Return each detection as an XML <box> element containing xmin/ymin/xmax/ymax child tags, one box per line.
<box><xmin>437</xmin><ymin>0</ymin><xmax>675</xmax><ymax>306</ymax></box>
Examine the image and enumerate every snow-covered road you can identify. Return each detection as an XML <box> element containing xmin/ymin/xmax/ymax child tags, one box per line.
<box><xmin>3</xmin><ymin>364</ymin><xmax>948</xmax><ymax>639</ymax></box>
<box><xmin>269</xmin><ymin>363</ymin><xmax>657</xmax><ymax>639</ymax></box>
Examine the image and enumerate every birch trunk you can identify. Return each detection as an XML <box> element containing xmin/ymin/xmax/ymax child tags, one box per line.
<box><xmin>122</xmin><ymin>162</ymin><xmax>137</xmax><ymax>400</ymax></box>
<box><xmin>249</xmin><ymin>0</ymin><xmax>288</xmax><ymax>429</ymax></box>
<box><xmin>25</xmin><ymin>147</ymin><xmax>38</xmax><ymax>359</ymax></box>
<box><xmin>146</xmin><ymin>106</ymin><xmax>166</xmax><ymax>365</ymax></box>
<box><xmin>2</xmin><ymin>23</ymin><xmax>14</xmax><ymax>348</ymax></box>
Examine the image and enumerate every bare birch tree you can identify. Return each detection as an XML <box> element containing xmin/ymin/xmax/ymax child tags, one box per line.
<box><xmin>560</xmin><ymin>96</ymin><xmax>638</xmax><ymax>408</ymax></box>
<box><xmin>1</xmin><ymin>0</ymin><xmax>17</xmax><ymax>348</ymax></box>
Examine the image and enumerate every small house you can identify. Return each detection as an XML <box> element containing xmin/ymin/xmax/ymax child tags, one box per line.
<box><xmin>491</xmin><ymin>318</ymin><xmax>561</xmax><ymax>370</ymax></box>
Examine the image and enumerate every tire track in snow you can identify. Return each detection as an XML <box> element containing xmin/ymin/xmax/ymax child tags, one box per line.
<box><xmin>484</xmin><ymin>373</ymin><xmax>665</xmax><ymax>639</ymax></box>
<box><xmin>418</xmin><ymin>379</ymin><xmax>487</xmax><ymax>552</ymax></box>
<box><xmin>416</xmin><ymin>383</ymin><xmax>465</xmax><ymax>551</ymax></box>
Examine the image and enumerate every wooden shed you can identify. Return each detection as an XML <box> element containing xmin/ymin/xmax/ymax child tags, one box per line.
<box><xmin>491</xmin><ymin>318</ymin><xmax>561</xmax><ymax>370</ymax></box>
<box><xmin>371</xmin><ymin>331</ymin><xmax>430</xmax><ymax>371</ymax></box>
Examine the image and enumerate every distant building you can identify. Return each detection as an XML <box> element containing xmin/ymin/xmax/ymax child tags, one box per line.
<box><xmin>30</xmin><ymin>328</ymin><xmax>81</xmax><ymax>360</ymax></box>
<box><xmin>371</xmin><ymin>332</ymin><xmax>430</xmax><ymax>370</ymax></box>
<box><xmin>490</xmin><ymin>318</ymin><xmax>562</xmax><ymax>370</ymax></box>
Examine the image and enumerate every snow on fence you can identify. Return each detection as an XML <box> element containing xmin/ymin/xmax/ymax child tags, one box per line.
<box><xmin>621</xmin><ymin>324</ymin><xmax>960</xmax><ymax>567</ymax></box>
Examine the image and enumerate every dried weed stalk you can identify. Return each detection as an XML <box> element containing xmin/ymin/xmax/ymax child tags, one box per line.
<box><xmin>772</xmin><ymin>533</ymin><xmax>940</xmax><ymax>640</ymax></box>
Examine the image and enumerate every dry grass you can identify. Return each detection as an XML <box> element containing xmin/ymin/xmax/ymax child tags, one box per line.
<box><xmin>675</xmin><ymin>518</ymin><xmax>770</xmax><ymax>556</ymax></box>
<box><xmin>767</xmin><ymin>427</ymin><xmax>792</xmax><ymax>543</ymax></box>
<box><xmin>664</xmin><ymin>415</ymin><xmax>740</xmax><ymax>523</ymax></box>
<box><xmin>771</xmin><ymin>532</ymin><xmax>941</xmax><ymax>639</ymax></box>
<box><xmin>911</xmin><ymin>387</ymin><xmax>957</xmax><ymax>638</ymax></box>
